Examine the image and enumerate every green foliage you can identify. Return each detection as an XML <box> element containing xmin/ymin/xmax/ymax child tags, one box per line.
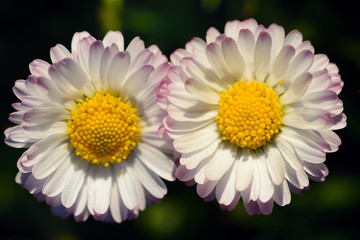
<box><xmin>98</xmin><ymin>0</ymin><xmax>124</xmax><ymax>34</ymax></box>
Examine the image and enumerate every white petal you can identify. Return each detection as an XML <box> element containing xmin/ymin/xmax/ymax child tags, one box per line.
<box><xmin>47</xmin><ymin>63</ymin><xmax>81</xmax><ymax>95</ymax></box>
<box><xmin>88</xmin><ymin>40</ymin><xmax>105</xmax><ymax>87</ymax></box>
<box><xmin>52</xmin><ymin>58</ymin><xmax>93</xmax><ymax>97</ymax></box>
<box><xmin>182</xmin><ymin>57</ymin><xmax>225</xmax><ymax>91</ymax></box>
<box><xmin>32</xmin><ymin>142</ymin><xmax>71</xmax><ymax>179</ymax></box>
<box><xmin>128</xmin><ymin>49</ymin><xmax>155</xmax><ymax>75</ymax></box>
<box><xmin>206</xmin><ymin>27</ymin><xmax>220</xmax><ymax>43</ymax></box>
<box><xmin>50</xmin><ymin>44</ymin><xmax>72</xmax><ymax>63</ymax></box>
<box><xmin>216</xmin><ymin>161</ymin><xmax>237</xmax><ymax>205</ymax></box>
<box><xmin>115</xmin><ymin>163</ymin><xmax>138</xmax><ymax>210</ymax></box>
<box><xmin>205</xmin><ymin>143</ymin><xmax>236</xmax><ymax>181</ymax></box>
<box><xmin>16</xmin><ymin>172</ymin><xmax>29</xmax><ymax>186</ymax></box>
<box><xmin>125</xmin><ymin>37</ymin><xmax>145</xmax><ymax>59</ymax></box>
<box><xmin>129</xmin><ymin>166</ymin><xmax>146</xmax><ymax>211</ymax></box>
<box><xmin>267</xmin><ymin>23</ymin><xmax>285</xmax><ymax>57</ymax></box>
<box><xmin>285</xmin><ymin>163</ymin><xmax>309</xmax><ymax>190</ymax></box>
<box><xmin>317</xmin><ymin>129</ymin><xmax>341</xmax><ymax>153</ymax></box>
<box><xmin>76</xmin><ymin>36</ymin><xmax>96</xmax><ymax>74</ymax></box>
<box><xmin>22</xmin><ymin>121</ymin><xmax>67</xmax><ymax>139</ymax></box>
<box><xmin>122</xmin><ymin>65</ymin><xmax>154</xmax><ymax>100</ymax></box>
<box><xmin>273</xmin><ymin>180</ymin><xmax>291</xmax><ymax>206</ymax></box>
<box><xmin>167</xmin><ymin>90</ymin><xmax>207</xmax><ymax>110</ymax></box>
<box><xmin>283</xmin><ymin>50</ymin><xmax>314</xmax><ymax>84</ymax></box>
<box><xmin>221</xmin><ymin>37</ymin><xmax>245</xmax><ymax>79</ymax></box>
<box><xmin>34</xmin><ymin>192</ymin><xmax>46</xmax><ymax>202</ymax></box>
<box><xmin>167</xmin><ymin>101</ymin><xmax>217</xmax><ymax>123</ymax></box>
<box><xmin>72</xmin><ymin>179</ymin><xmax>88</xmax><ymax>216</ymax></box>
<box><xmin>12</xmin><ymin>79</ymin><xmax>28</xmax><ymax>100</ymax></box>
<box><xmin>264</xmin><ymin>145</ymin><xmax>286</xmax><ymax>185</ymax></box>
<box><xmin>279</xmin><ymin>72</ymin><xmax>312</xmax><ymax>105</ymax></box>
<box><xmin>304</xmin><ymin>162</ymin><xmax>328</xmax><ymax>182</ymax></box>
<box><xmin>71</xmin><ymin>31</ymin><xmax>90</xmax><ymax>53</ymax></box>
<box><xmin>23</xmin><ymin>107</ymin><xmax>70</xmax><ymax>125</ymax></box>
<box><xmin>185</xmin><ymin>37</ymin><xmax>207</xmax><ymax>53</ymax></box>
<box><xmin>163</xmin><ymin>115</ymin><xmax>213</xmax><ymax>134</ymax></box>
<box><xmin>254</xmin><ymin>31</ymin><xmax>272</xmax><ymax>82</ymax></box>
<box><xmin>106</xmin><ymin>51</ymin><xmax>131</xmax><ymax>94</ymax></box>
<box><xmin>309</xmin><ymin>54</ymin><xmax>329</xmax><ymax>72</ymax></box>
<box><xmin>20</xmin><ymin>133</ymin><xmax>68</xmax><ymax>169</ymax></box>
<box><xmin>170</xmin><ymin>49</ymin><xmax>192</xmax><ymax>65</ymax></box>
<box><xmin>146</xmin><ymin>62</ymin><xmax>170</xmax><ymax>90</ymax></box>
<box><xmin>25</xmin><ymin>174</ymin><xmax>46</xmax><ymax>194</ymax></box>
<box><xmin>185</xmin><ymin>78</ymin><xmax>219</xmax><ymax>104</ymax></box>
<box><xmin>37</xmin><ymin>76</ymin><xmax>79</xmax><ymax>106</ymax></box>
<box><xmin>296</xmin><ymin>40</ymin><xmax>314</xmax><ymax>53</ymax></box>
<box><xmin>29</xmin><ymin>59</ymin><xmax>50</xmax><ymax>76</ymax></box>
<box><xmin>173</xmin><ymin>122</ymin><xmax>220</xmax><ymax>153</ymax></box>
<box><xmin>175</xmin><ymin>164</ymin><xmax>198</xmax><ymax>182</ymax></box>
<box><xmin>237</xmin><ymin>29</ymin><xmax>255</xmax><ymax>69</ymax></box>
<box><xmin>235</xmin><ymin>149</ymin><xmax>253</xmax><ymax>191</ymax></box>
<box><xmin>196</xmin><ymin>180</ymin><xmax>218</xmax><ymax>198</ymax></box>
<box><xmin>61</xmin><ymin>157</ymin><xmax>88</xmax><ymax>208</ymax></box>
<box><xmin>220</xmin><ymin>192</ymin><xmax>241</xmax><ymax>211</ymax></box>
<box><xmin>73</xmin><ymin>208</ymin><xmax>90</xmax><ymax>222</ymax></box>
<box><xmin>110</xmin><ymin>179</ymin><xmax>128</xmax><ymax>223</ymax></box>
<box><xmin>243</xmin><ymin>200</ymin><xmax>260</xmax><ymax>215</ymax></box>
<box><xmin>275</xmin><ymin>134</ymin><xmax>304</xmax><ymax>171</ymax></box>
<box><xmin>287</xmin><ymin>128</ymin><xmax>330</xmax><ymax>152</ymax></box>
<box><xmin>256</xmin><ymin>156</ymin><xmax>274</xmax><ymax>203</ymax></box>
<box><xmin>284</xmin><ymin>30</ymin><xmax>303</xmax><ymax>48</ymax></box>
<box><xmin>282</xmin><ymin>108</ymin><xmax>332</xmax><ymax>130</ymax></box>
<box><xmin>92</xmin><ymin>166</ymin><xmax>111</xmax><ymax>215</ymax></box>
<box><xmin>306</xmin><ymin>70</ymin><xmax>331</xmax><ymax>93</ymax></box>
<box><xmin>141</xmin><ymin>133</ymin><xmax>173</xmax><ymax>155</ymax></box>
<box><xmin>248</xmin><ymin>155</ymin><xmax>261</xmax><ymax>201</ymax></box>
<box><xmin>46</xmin><ymin>194</ymin><xmax>62</xmax><ymax>207</ymax></box>
<box><xmin>302</xmin><ymin>90</ymin><xmax>339</xmax><ymax>109</ymax></box>
<box><xmin>130</xmin><ymin>156</ymin><xmax>167</xmax><ymax>199</ymax></box>
<box><xmin>206</xmin><ymin>42</ymin><xmax>231</xmax><ymax>81</ymax></box>
<box><xmin>103</xmin><ymin>31</ymin><xmax>124</xmax><ymax>51</ymax></box>
<box><xmin>180</xmin><ymin>137</ymin><xmax>221</xmax><ymax>170</ymax></box>
<box><xmin>330</xmin><ymin>113</ymin><xmax>346</xmax><ymax>130</ymax></box>
<box><xmin>271</xmin><ymin>45</ymin><xmax>296</xmax><ymax>81</ymax></box>
<box><xmin>98</xmin><ymin>46</ymin><xmax>115</xmax><ymax>87</ymax></box>
<box><xmin>193</xmin><ymin>155</ymin><xmax>214</xmax><ymax>184</ymax></box>
<box><xmin>42</xmin><ymin>154</ymin><xmax>74</xmax><ymax>197</ymax></box>
<box><xmin>281</xmin><ymin>127</ymin><xmax>326</xmax><ymax>163</ymax></box>
<box><xmin>224</xmin><ymin>20</ymin><xmax>241</xmax><ymax>39</ymax></box>
<box><xmin>135</xmin><ymin>143</ymin><xmax>176</xmax><ymax>181</ymax></box>
<box><xmin>257</xmin><ymin>199</ymin><xmax>274</xmax><ymax>215</ymax></box>
<box><xmin>6</xmin><ymin>125</ymin><xmax>38</xmax><ymax>144</ymax></box>
<box><xmin>86</xmin><ymin>168</ymin><xmax>96</xmax><ymax>215</ymax></box>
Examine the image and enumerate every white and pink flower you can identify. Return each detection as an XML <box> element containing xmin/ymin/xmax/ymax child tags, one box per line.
<box><xmin>159</xmin><ymin>19</ymin><xmax>346</xmax><ymax>215</ymax></box>
<box><xmin>5</xmin><ymin>31</ymin><xmax>176</xmax><ymax>222</ymax></box>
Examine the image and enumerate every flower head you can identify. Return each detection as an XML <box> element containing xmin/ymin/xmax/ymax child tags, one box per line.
<box><xmin>160</xmin><ymin>19</ymin><xmax>346</xmax><ymax>215</ymax></box>
<box><xmin>5</xmin><ymin>31</ymin><xmax>176</xmax><ymax>222</ymax></box>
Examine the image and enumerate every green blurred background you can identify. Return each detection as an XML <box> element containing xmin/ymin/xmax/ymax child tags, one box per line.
<box><xmin>1</xmin><ymin>0</ymin><xmax>359</xmax><ymax>239</ymax></box>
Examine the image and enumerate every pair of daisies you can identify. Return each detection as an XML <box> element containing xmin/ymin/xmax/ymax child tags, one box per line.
<box><xmin>5</xmin><ymin>19</ymin><xmax>346</xmax><ymax>222</ymax></box>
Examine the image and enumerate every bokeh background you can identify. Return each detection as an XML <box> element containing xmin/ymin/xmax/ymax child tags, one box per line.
<box><xmin>1</xmin><ymin>0</ymin><xmax>359</xmax><ymax>239</ymax></box>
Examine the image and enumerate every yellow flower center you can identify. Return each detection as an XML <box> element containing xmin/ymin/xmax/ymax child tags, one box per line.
<box><xmin>67</xmin><ymin>90</ymin><xmax>142</xmax><ymax>166</ymax></box>
<box><xmin>216</xmin><ymin>80</ymin><xmax>283</xmax><ymax>150</ymax></box>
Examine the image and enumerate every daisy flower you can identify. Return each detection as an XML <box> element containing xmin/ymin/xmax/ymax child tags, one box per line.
<box><xmin>5</xmin><ymin>31</ymin><xmax>176</xmax><ymax>222</ymax></box>
<box><xmin>159</xmin><ymin>19</ymin><xmax>346</xmax><ymax>215</ymax></box>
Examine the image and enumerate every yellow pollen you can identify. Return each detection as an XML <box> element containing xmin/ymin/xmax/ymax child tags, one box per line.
<box><xmin>216</xmin><ymin>80</ymin><xmax>283</xmax><ymax>149</ymax></box>
<box><xmin>67</xmin><ymin>90</ymin><xmax>142</xmax><ymax>166</ymax></box>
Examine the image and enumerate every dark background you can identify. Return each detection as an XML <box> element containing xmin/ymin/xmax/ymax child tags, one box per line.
<box><xmin>1</xmin><ymin>0</ymin><xmax>359</xmax><ymax>239</ymax></box>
